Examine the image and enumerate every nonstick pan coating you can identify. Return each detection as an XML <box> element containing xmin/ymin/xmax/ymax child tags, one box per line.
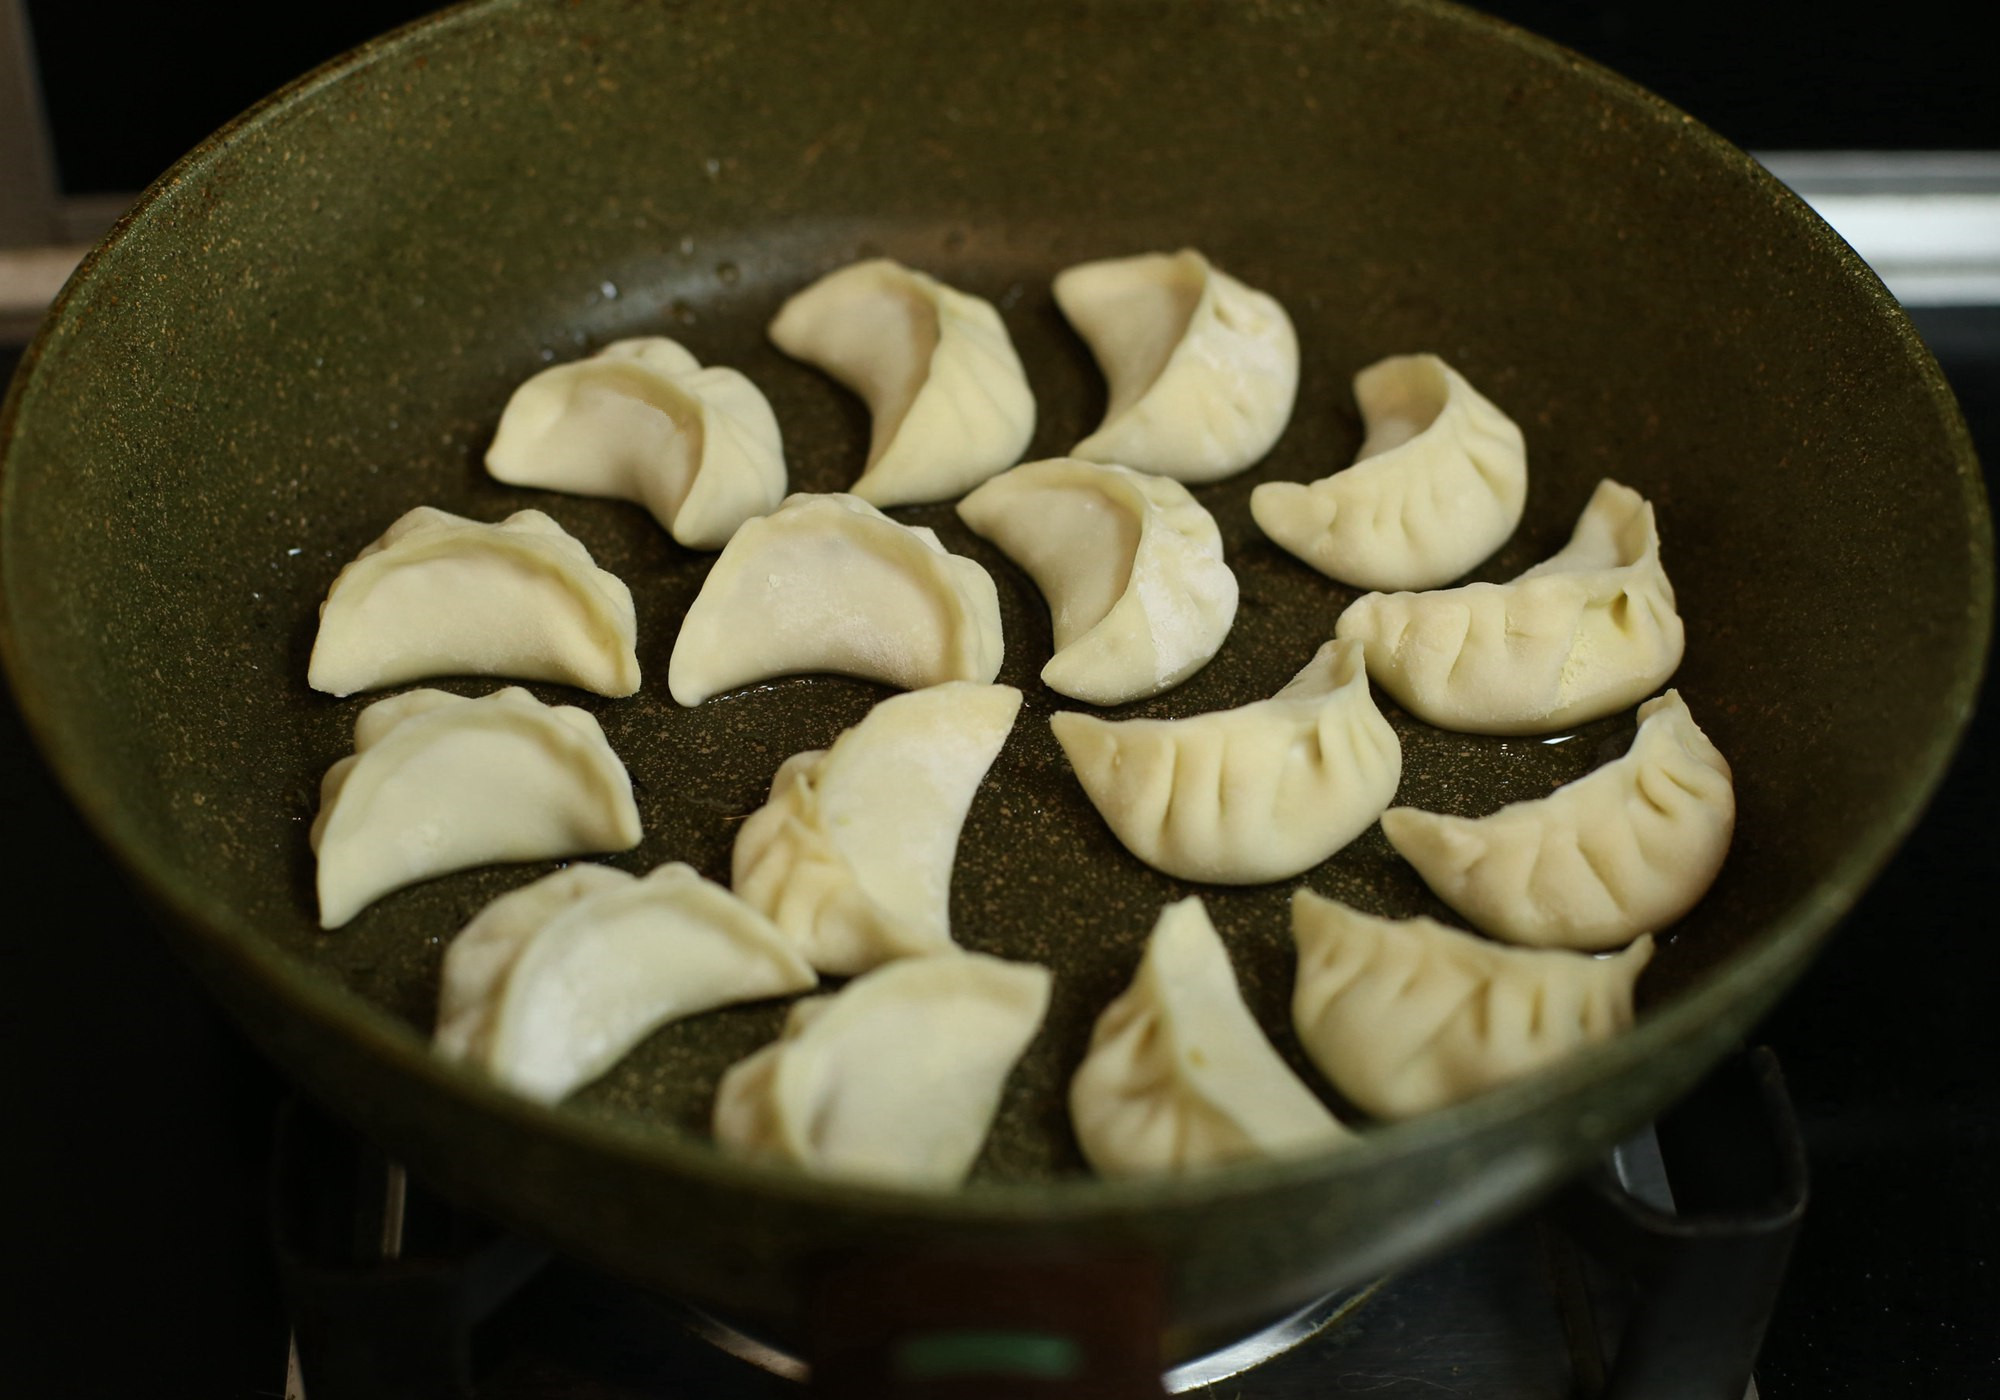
<box><xmin>0</xmin><ymin>0</ymin><xmax>1987</xmax><ymax>1334</ymax></box>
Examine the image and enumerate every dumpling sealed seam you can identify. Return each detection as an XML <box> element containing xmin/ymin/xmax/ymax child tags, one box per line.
<box><xmin>733</xmin><ymin>683</ymin><xmax>1023</xmax><ymax>975</ymax></box>
<box><xmin>1289</xmin><ymin>889</ymin><xmax>1654</xmax><ymax>1119</ymax></box>
<box><xmin>768</xmin><ymin>259</ymin><xmax>1035</xmax><ymax>507</ymax></box>
<box><xmin>433</xmin><ymin>862</ymin><xmax>815</xmax><ymax>1103</ymax></box>
<box><xmin>1383</xmin><ymin>689</ymin><xmax>1734</xmax><ymax>950</ymax></box>
<box><xmin>957</xmin><ymin>458</ymin><xmax>1238</xmax><ymax>705</ymax></box>
<box><xmin>486</xmin><ymin>336</ymin><xmax>786</xmax><ymax>550</ymax></box>
<box><xmin>1050</xmin><ymin>640</ymin><xmax>1401</xmax><ymax>884</ymax></box>
<box><xmin>1335</xmin><ymin>478</ymin><xmax>1684</xmax><ymax>734</ymax></box>
<box><xmin>667</xmin><ymin>492</ymin><xmax>1004</xmax><ymax>706</ymax></box>
<box><xmin>712</xmin><ymin>953</ymin><xmax>1052</xmax><ymax>1189</ymax></box>
<box><xmin>310</xmin><ymin>687</ymin><xmax>642</xmax><ymax>928</ymax></box>
<box><xmin>1251</xmin><ymin>353</ymin><xmax>1527</xmax><ymax>592</ymax></box>
<box><xmin>308</xmin><ymin>506</ymin><xmax>640</xmax><ymax>698</ymax></box>
<box><xmin>434</xmin><ymin>863</ymin><xmax>634</xmax><ymax>1065</ymax></box>
<box><xmin>1070</xmin><ymin>897</ymin><xmax>1353</xmax><ymax>1176</ymax></box>
<box><xmin>1056</xmin><ymin>249</ymin><xmax>1298</xmax><ymax>483</ymax></box>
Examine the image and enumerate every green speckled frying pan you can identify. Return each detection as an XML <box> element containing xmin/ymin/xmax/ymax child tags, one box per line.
<box><xmin>0</xmin><ymin>0</ymin><xmax>1989</xmax><ymax>1341</ymax></box>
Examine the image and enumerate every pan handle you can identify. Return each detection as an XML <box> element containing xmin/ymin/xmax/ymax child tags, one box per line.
<box><xmin>1555</xmin><ymin>1045</ymin><xmax>1809</xmax><ymax>1400</ymax></box>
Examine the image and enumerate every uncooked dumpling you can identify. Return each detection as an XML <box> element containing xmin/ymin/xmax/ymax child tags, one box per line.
<box><xmin>308</xmin><ymin>507</ymin><xmax>641</xmax><ymax>697</ymax></box>
<box><xmin>1050</xmin><ymin>640</ymin><xmax>1401</xmax><ymax>884</ymax></box>
<box><xmin>712</xmin><ymin>953</ymin><xmax>1052</xmax><ymax>1188</ymax></box>
<box><xmin>433</xmin><ymin>862</ymin><xmax>635</xmax><ymax>1063</ymax></box>
<box><xmin>1250</xmin><ymin>354</ymin><xmax>1527</xmax><ymax>591</ymax></box>
<box><xmin>1334</xmin><ymin>478</ymin><xmax>1683</xmax><ymax>734</ymax></box>
<box><xmin>667</xmin><ymin>492</ymin><xmax>1005</xmax><ymax>706</ymax></box>
<box><xmin>957</xmin><ymin>458</ymin><xmax>1238</xmax><ymax>704</ymax></box>
<box><xmin>486</xmin><ymin>336</ymin><xmax>786</xmax><ymax>549</ymax></box>
<box><xmin>768</xmin><ymin>259</ymin><xmax>1035</xmax><ymax>507</ymax></box>
<box><xmin>1289</xmin><ymin>890</ymin><xmax>1654</xmax><ymax>1119</ymax></box>
<box><xmin>1070</xmin><ymin>898</ymin><xmax>1353</xmax><ymax>1176</ymax></box>
<box><xmin>1056</xmin><ymin>249</ymin><xmax>1298</xmax><ymax>483</ymax></box>
<box><xmin>1382</xmin><ymin>689</ymin><xmax>1733</xmax><ymax>950</ymax></box>
<box><xmin>310</xmin><ymin>687</ymin><xmax>642</xmax><ymax>928</ymax></box>
<box><xmin>733</xmin><ymin>683</ymin><xmax>1023</xmax><ymax>975</ymax></box>
<box><xmin>434</xmin><ymin>862</ymin><xmax>816</xmax><ymax>1103</ymax></box>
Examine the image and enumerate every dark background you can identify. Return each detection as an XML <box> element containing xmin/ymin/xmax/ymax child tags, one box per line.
<box><xmin>5</xmin><ymin>2</ymin><xmax>1996</xmax><ymax>1396</ymax></box>
<box><xmin>19</xmin><ymin>0</ymin><xmax>2000</xmax><ymax>196</ymax></box>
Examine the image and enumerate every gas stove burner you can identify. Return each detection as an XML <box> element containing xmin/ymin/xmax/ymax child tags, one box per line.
<box><xmin>663</xmin><ymin>1281</ymin><xmax>1382</xmax><ymax>1393</ymax></box>
<box><xmin>262</xmin><ymin>1048</ymin><xmax>1804</xmax><ymax>1399</ymax></box>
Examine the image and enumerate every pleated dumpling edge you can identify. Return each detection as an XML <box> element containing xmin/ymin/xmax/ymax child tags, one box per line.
<box><xmin>667</xmin><ymin>492</ymin><xmax>1005</xmax><ymax>706</ymax></box>
<box><xmin>308</xmin><ymin>506</ymin><xmax>641</xmax><ymax>698</ymax></box>
<box><xmin>1289</xmin><ymin>890</ymin><xmax>1654</xmax><ymax>1120</ymax></box>
<box><xmin>768</xmin><ymin>259</ymin><xmax>1035</xmax><ymax>507</ymax></box>
<box><xmin>1051</xmin><ymin>639</ymin><xmax>1401</xmax><ymax>884</ymax></box>
<box><xmin>1251</xmin><ymin>353</ymin><xmax>1527</xmax><ymax>592</ymax></box>
<box><xmin>1056</xmin><ymin>248</ymin><xmax>1299</xmax><ymax>483</ymax></box>
<box><xmin>1335</xmin><ymin>478</ymin><xmax>1684</xmax><ymax>735</ymax></box>
<box><xmin>1071</xmin><ymin>897</ymin><xmax>1354</xmax><ymax>1176</ymax></box>
<box><xmin>957</xmin><ymin>458</ymin><xmax>1238</xmax><ymax>705</ymax></box>
<box><xmin>310</xmin><ymin>687</ymin><xmax>642</xmax><ymax>928</ymax></box>
<box><xmin>486</xmin><ymin>336</ymin><xmax>786</xmax><ymax>550</ymax></box>
<box><xmin>1381</xmin><ymin>688</ymin><xmax>1734</xmax><ymax>951</ymax></box>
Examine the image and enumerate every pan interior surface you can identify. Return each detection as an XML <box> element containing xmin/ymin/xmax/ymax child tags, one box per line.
<box><xmin>1</xmin><ymin>0</ymin><xmax>1986</xmax><ymax>1324</ymax></box>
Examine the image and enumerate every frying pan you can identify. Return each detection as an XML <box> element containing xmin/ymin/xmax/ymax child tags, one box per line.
<box><xmin>0</xmin><ymin>0</ymin><xmax>1989</xmax><ymax>1345</ymax></box>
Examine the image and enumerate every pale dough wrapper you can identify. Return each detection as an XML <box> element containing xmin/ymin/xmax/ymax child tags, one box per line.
<box><xmin>957</xmin><ymin>458</ymin><xmax>1238</xmax><ymax>704</ymax></box>
<box><xmin>433</xmin><ymin>863</ymin><xmax>636</xmax><ymax>1064</ymax></box>
<box><xmin>667</xmin><ymin>492</ymin><xmax>1005</xmax><ymax>706</ymax></box>
<box><xmin>1251</xmin><ymin>354</ymin><xmax>1527</xmax><ymax>592</ymax></box>
<box><xmin>1334</xmin><ymin>478</ymin><xmax>1684</xmax><ymax>734</ymax></box>
<box><xmin>309</xmin><ymin>687</ymin><xmax>642</xmax><ymax>928</ymax></box>
<box><xmin>712</xmin><ymin>953</ymin><xmax>1052</xmax><ymax>1189</ymax></box>
<box><xmin>308</xmin><ymin>507</ymin><xmax>641</xmax><ymax>698</ymax></box>
<box><xmin>1056</xmin><ymin>249</ymin><xmax>1299</xmax><ymax>483</ymax></box>
<box><xmin>1289</xmin><ymin>890</ymin><xmax>1654</xmax><ymax>1120</ymax></box>
<box><xmin>432</xmin><ymin>862</ymin><xmax>815</xmax><ymax>1103</ymax></box>
<box><xmin>1050</xmin><ymin>640</ymin><xmax>1401</xmax><ymax>885</ymax></box>
<box><xmin>1382</xmin><ymin>689</ymin><xmax>1734</xmax><ymax>951</ymax></box>
<box><xmin>1070</xmin><ymin>897</ymin><xmax>1354</xmax><ymax>1177</ymax></box>
<box><xmin>732</xmin><ymin>682</ymin><xmax>1023</xmax><ymax>976</ymax></box>
<box><xmin>768</xmin><ymin>259</ymin><xmax>1035</xmax><ymax>507</ymax></box>
<box><xmin>486</xmin><ymin>336</ymin><xmax>786</xmax><ymax>550</ymax></box>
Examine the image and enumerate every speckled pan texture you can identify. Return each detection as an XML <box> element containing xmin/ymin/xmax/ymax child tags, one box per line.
<box><xmin>0</xmin><ymin>0</ymin><xmax>1989</xmax><ymax>1338</ymax></box>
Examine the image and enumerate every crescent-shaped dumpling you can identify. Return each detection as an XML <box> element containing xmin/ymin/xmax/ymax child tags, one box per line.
<box><xmin>1250</xmin><ymin>354</ymin><xmax>1528</xmax><ymax>592</ymax></box>
<box><xmin>667</xmin><ymin>492</ymin><xmax>1005</xmax><ymax>706</ymax></box>
<box><xmin>956</xmin><ymin>458</ymin><xmax>1239</xmax><ymax>704</ymax></box>
<box><xmin>1334</xmin><ymin>478</ymin><xmax>1684</xmax><ymax>734</ymax></box>
<box><xmin>310</xmin><ymin>687</ymin><xmax>642</xmax><ymax>928</ymax></box>
<box><xmin>307</xmin><ymin>507</ymin><xmax>641</xmax><ymax>698</ymax></box>
<box><xmin>768</xmin><ymin>259</ymin><xmax>1035</xmax><ymax>507</ymax></box>
<box><xmin>732</xmin><ymin>683</ymin><xmax>1023</xmax><ymax>975</ymax></box>
<box><xmin>486</xmin><ymin>336</ymin><xmax>786</xmax><ymax>550</ymax></box>
<box><xmin>433</xmin><ymin>862</ymin><xmax>815</xmax><ymax>1103</ymax></box>
<box><xmin>1055</xmin><ymin>249</ymin><xmax>1299</xmax><ymax>483</ymax></box>
<box><xmin>1050</xmin><ymin>640</ymin><xmax>1401</xmax><ymax>884</ymax></box>
<box><xmin>712</xmin><ymin>953</ymin><xmax>1052</xmax><ymax>1188</ymax></box>
<box><xmin>1289</xmin><ymin>890</ymin><xmax>1655</xmax><ymax>1119</ymax></box>
<box><xmin>1381</xmin><ymin>690</ymin><xmax>1734</xmax><ymax>951</ymax></box>
<box><xmin>1070</xmin><ymin>897</ymin><xmax>1353</xmax><ymax>1176</ymax></box>
<box><xmin>433</xmin><ymin>862</ymin><xmax>635</xmax><ymax>1063</ymax></box>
